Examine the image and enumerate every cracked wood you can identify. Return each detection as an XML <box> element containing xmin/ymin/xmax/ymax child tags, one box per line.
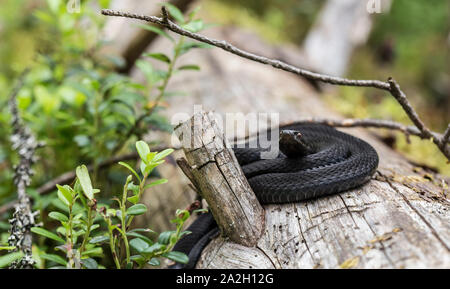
<box><xmin>174</xmin><ymin>111</ymin><xmax>264</xmax><ymax>247</ymax></box>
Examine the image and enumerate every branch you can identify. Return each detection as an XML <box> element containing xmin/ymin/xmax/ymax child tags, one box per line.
<box><xmin>101</xmin><ymin>8</ymin><xmax>450</xmax><ymax>161</ymax></box>
<box><xmin>233</xmin><ymin>118</ymin><xmax>439</xmax><ymax>146</ymax></box>
<box><xmin>282</xmin><ymin>118</ymin><xmax>443</xmax><ymax>141</ymax></box>
<box><xmin>7</xmin><ymin>70</ymin><xmax>40</xmax><ymax>269</ymax></box>
<box><xmin>101</xmin><ymin>9</ymin><xmax>390</xmax><ymax>90</ymax></box>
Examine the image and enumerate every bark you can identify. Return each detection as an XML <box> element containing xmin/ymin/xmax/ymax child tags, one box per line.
<box><xmin>174</xmin><ymin>111</ymin><xmax>264</xmax><ymax>246</ymax></box>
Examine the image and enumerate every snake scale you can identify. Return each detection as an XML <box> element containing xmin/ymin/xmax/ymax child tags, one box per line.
<box><xmin>170</xmin><ymin>123</ymin><xmax>379</xmax><ymax>269</ymax></box>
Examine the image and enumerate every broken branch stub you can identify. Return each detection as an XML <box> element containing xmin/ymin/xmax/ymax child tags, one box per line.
<box><xmin>174</xmin><ymin>111</ymin><xmax>264</xmax><ymax>247</ymax></box>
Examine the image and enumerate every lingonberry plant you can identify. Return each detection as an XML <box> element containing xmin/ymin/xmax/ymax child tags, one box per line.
<box><xmin>30</xmin><ymin>141</ymin><xmax>202</xmax><ymax>269</ymax></box>
<box><xmin>0</xmin><ymin>1</ymin><xmax>211</xmax><ymax>268</ymax></box>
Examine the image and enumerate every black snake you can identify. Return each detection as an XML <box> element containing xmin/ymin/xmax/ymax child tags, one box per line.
<box><xmin>170</xmin><ymin>123</ymin><xmax>379</xmax><ymax>269</ymax></box>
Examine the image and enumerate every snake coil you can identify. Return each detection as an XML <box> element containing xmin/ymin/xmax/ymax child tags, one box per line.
<box><xmin>170</xmin><ymin>123</ymin><xmax>379</xmax><ymax>268</ymax></box>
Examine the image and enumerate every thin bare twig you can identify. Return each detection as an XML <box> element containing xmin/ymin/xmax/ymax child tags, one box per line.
<box><xmin>101</xmin><ymin>8</ymin><xmax>450</xmax><ymax>160</ymax></box>
<box><xmin>281</xmin><ymin>118</ymin><xmax>443</xmax><ymax>139</ymax></box>
<box><xmin>7</xmin><ymin>70</ymin><xmax>40</xmax><ymax>269</ymax></box>
<box><xmin>234</xmin><ymin>118</ymin><xmax>436</xmax><ymax>144</ymax></box>
<box><xmin>101</xmin><ymin>9</ymin><xmax>390</xmax><ymax>90</ymax></box>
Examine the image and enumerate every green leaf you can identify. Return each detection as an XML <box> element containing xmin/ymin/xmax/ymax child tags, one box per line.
<box><xmin>31</xmin><ymin>227</ymin><xmax>65</xmax><ymax>244</ymax></box>
<box><xmin>118</xmin><ymin>162</ymin><xmax>141</xmax><ymax>183</ymax></box>
<box><xmin>182</xmin><ymin>19</ymin><xmax>204</xmax><ymax>33</ymax></box>
<box><xmin>188</xmin><ymin>6</ymin><xmax>202</xmax><ymax>21</ymax></box>
<box><xmin>89</xmin><ymin>224</ymin><xmax>100</xmax><ymax>231</ymax></box>
<box><xmin>57</xmin><ymin>191</ymin><xmax>70</xmax><ymax>207</ymax></box>
<box><xmin>130</xmin><ymin>255</ymin><xmax>146</xmax><ymax>266</ymax></box>
<box><xmin>82</xmin><ymin>258</ymin><xmax>98</xmax><ymax>269</ymax></box>
<box><xmin>81</xmin><ymin>247</ymin><xmax>103</xmax><ymax>257</ymax></box>
<box><xmin>179</xmin><ymin>42</ymin><xmax>212</xmax><ymax>55</ymax></box>
<box><xmin>140</xmin><ymin>162</ymin><xmax>147</xmax><ymax>177</ymax></box>
<box><xmin>126</xmin><ymin>204</ymin><xmax>148</xmax><ymax>216</ymax></box>
<box><xmin>163</xmin><ymin>3</ymin><xmax>185</xmax><ymax>23</ymax></box>
<box><xmin>174</xmin><ymin>209</ymin><xmax>190</xmax><ymax>223</ymax></box>
<box><xmin>0</xmin><ymin>251</ymin><xmax>24</xmax><ymax>268</ymax></box>
<box><xmin>146</xmin><ymin>152</ymin><xmax>157</xmax><ymax>163</ymax></box>
<box><xmin>158</xmin><ymin>231</ymin><xmax>175</xmax><ymax>245</ymax></box>
<box><xmin>178</xmin><ymin>65</ymin><xmax>200</xmax><ymax>71</ymax></box>
<box><xmin>148</xmin><ymin>258</ymin><xmax>161</xmax><ymax>266</ymax></box>
<box><xmin>179</xmin><ymin>209</ymin><xmax>190</xmax><ymax>222</ymax></box>
<box><xmin>143</xmin><ymin>162</ymin><xmax>162</xmax><ymax>177</ymax></box>
<box><xmin>129</xmin><ymin>228</ymin><xmax>156</xmax><ymax>235</ymax></box>
<box><xmin>130</xmin><ymin>238</ymin><xmax>149</xmax><ymax>253</ymax></box>
<box><xmin>73</xmin><ymin>134</ymin><xmax>90</xmax><ymax>147</ymax></box>
<box><xmin>0</xmin><ymin>246</ymin><xmax>16</xmax><ymax>251</ymax></box>
<box><xmin>48</xmin><ymin>211</ymin><xmax>69</xmax><ymax>223</ymax></box>
<box><xmin>153</xmin><ymin>148</ymin><xmax>174</xmax><ymax>161</ymax></box>
<box><xmin>56</xmin><ymin>184</ymin><xmax>73</xmax><ymax>206</ymax></box>
<box><xmin>106</xmin><ymin>208</ymin><xmax>117</xmax><ymax>217</ymax></box>
<box><xmin>142</xmin><ymin>243</ymin><xmax>164</xmax><ymax>255</ymax></box>
<box><xmin>144</xmin><ymin>179</ymin><xmax>168</xmax><ymax>189</ymax></box>
<box><xmin>126</xmin><ymin>232</ymin><xmax>153</xmax><ymax>245</ymax></box>
<box><xmin>76</xmin><ymin>165</ymin><xmax>94</xmax><ymax>200</ymax></box>
<box><xmin>136</xmin><ymin>60</ymin><xmax>153</xmax><ymax>78</ymax></box>
<box><xmin>40</xmin><ymin>253</ymin><xmax>67</xmax><ymax>266</ymax></box>
<box><xmin>136</xmin><ymin>141</ymin><xmax>150</xmax><ymax>164</ymax></box>
<box><xmin>46</xmin><ymin>0</ymin><xmax>61</xmax><ymax>13</ymax></box>
<box><xmin>89</xmin><ymin>235</ymin><xmax>110</xmax><ymax>244</ymax></box>
<box><xmin>127</xmin><ymin>195</ymin><xmax>139</xmax><ymax>205</ymax></box>
<box><xmin>163</xmin><ymin>251</ymin><xmax>189</xmax><ymax>264</ymax></box>
<box><xmin>134</xmin><ymin>23</ymin><xmax>174</xmax><ymax>42</ymax></box>
<box><xmin>128</xmin><ymin>182</ymin><xmax>141</xmax><ymax>195</ymax></box>
<box><xmin>144</xmin><ymin>53</ymin><xmax>171</xmax><ymax>64</ymax></box>
<box><xmin>193</xmin><ymin>208</ymin><xmax>208</xmax><ymax>214</ymax></box>
<box><xmin>179</xmin><ymin>230</ymin><xmax>192</xmax><ymax>239</ymax></box>
<box><xmin>57</xmin><ymin>226</ymin><xmax>66</xmax><ymax>236</ymax></box>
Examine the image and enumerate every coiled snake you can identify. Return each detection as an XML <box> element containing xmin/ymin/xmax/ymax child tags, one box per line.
<box><xmin>170</xmin><ymin>123</ymin><xmax>379</xmax><ymax>269</ymax></box>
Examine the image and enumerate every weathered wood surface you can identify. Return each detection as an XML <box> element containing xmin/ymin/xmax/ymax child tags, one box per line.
<box><xmin>130</xmin><ymin>25</ymin><xmax>449</xmax><ymax>268</ymax></box>
<box><xmin>174</xmin><ymin>111</ymin><xmax>264</xmax><ymax>246</ymax></box>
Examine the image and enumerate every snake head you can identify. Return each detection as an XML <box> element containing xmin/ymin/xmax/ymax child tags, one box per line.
<box><xmin>279</xmin><ymin>130</ymin><xmax>312</xmax><ymax>158</ymax></box>
<box><xmin>279</xmin><ymin>130</ymin><xmax>302</xmax><ymax>141</ymax></box>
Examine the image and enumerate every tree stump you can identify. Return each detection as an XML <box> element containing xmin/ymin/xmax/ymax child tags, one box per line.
<box><xmin>174</xmin><ymin>111</ymin><xmax>264</xmax><ymax>246</ymax></box>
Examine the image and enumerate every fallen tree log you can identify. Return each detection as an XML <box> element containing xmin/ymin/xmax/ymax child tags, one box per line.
<box><xmin>126</xmin><ymin>25</ymin><xmax>449</xmax><ymax>268</ymax></box>
<box><xmin>173</xmin><ymin>109</ymin><xmax>449</xmax><ymax>269</ymax></box>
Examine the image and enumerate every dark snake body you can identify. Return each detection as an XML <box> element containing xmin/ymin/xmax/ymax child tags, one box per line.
<box><xmin>170</xmin><ymin>124</ymin><xmax>379</xmax><ymax>269</ymax></box>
